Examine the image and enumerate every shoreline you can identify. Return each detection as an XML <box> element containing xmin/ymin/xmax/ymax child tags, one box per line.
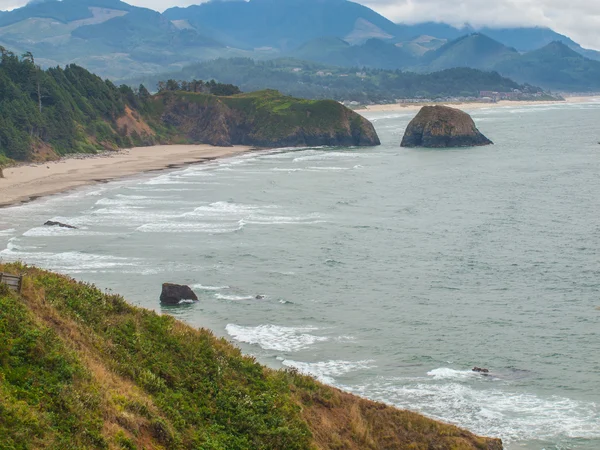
<box><xmin>0</xmin><ymin>144</ymin><xmax>255</xmax><ymax>208</ymax></box>
<box><xmin>361</xmin><ymin>95</ymin><xmax>599</xmax><ymax>113</ymax></box>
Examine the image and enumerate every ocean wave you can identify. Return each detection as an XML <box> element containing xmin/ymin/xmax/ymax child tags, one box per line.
<box><xmin>191</xmin><ymin>283</ymin><xmax>230</xmax><ymax>291</ymax></box>
<box><xmin>0</xmin><ymin>228</ymin><xmax>16</xmax><ymax>236</ymax></box>
<box><xmin>348</xmin><ymin>378</ymin><xmax>600</xmax><ymax>445</ymax></box>
<box><xmin>225</xmin><ymin>324</ymin><xmax>328</xmax><ymax>352</ymax></box>
<box><xmin>292</xmin><ymin>151</ymin><xmax>371</xmax><ymax>163</ymax></box>
<box><xmin>215</xmin><ymin>293</ymin><xmax>255</xmax><ymax>301</ymax></box>
<box><xmin>136</xmin><ymin>222</ymin><xmax>243</xmax><ymax>233</ymax></box>
<box><xmin>23</xmin><ymin>226</ymin><xmax>112</xmax><ymax>237</ymax></box>
<box><xmin>282</xmin><ymin>359</ymin><xmax>376</xmax><ymax>384</ymax></box>
<box><xmin>0</xmin><ymin>248</ymin><xmax>143</xmax><ymax>272</ymax></box>
<box><xmin>427</xmin><ymin>367</ymin><xmax>482</xmax><ymax>380</ymax></box>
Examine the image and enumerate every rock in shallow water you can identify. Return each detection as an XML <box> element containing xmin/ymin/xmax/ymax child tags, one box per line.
<box><xmin>401</xmin><ymin>105</ymin><xmax>493</xmax><ymax>148</ymax></box>
<box><xmin>160</xmin><ymin>283</ymin><xmax>199</xmax><ymax>305</ymax></box>
<box><xmin>44</xmin><ymin>220</ymin><xmax>77</xmax><ymax>229</ymax></box>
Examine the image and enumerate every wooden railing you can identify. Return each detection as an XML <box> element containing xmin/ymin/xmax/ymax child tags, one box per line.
<box><xmin>0</xmin><ymin>273</ymin><xmax>22</xmax><ymax>292</ymax></box>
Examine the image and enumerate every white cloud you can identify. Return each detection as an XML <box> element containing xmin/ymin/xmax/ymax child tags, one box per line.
<box><xmin>2</xmin><ymin>0</ymin><xmax>600</xmax><ymax>50</ymax></box>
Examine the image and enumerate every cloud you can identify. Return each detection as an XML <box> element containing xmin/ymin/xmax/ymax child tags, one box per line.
<box><xmin>361</xmin><ymin>0</ymin><xmax>600</xmax><ymax>50</ymax></box>
<box><xmin>2</xmin><ymin>0</ymin><xmax>600</xmax><ymax>50</ymax></box>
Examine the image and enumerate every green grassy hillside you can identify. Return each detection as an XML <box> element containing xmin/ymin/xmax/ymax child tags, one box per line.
<box><xmin>0</xmin><ymin>51</ymin><xmax>379</xmax><ymax>164</ymax></box>
<box><xmin>0</xmin><ymin>263</ymin><xmax>503</xmax><ymax>449</ymax></box>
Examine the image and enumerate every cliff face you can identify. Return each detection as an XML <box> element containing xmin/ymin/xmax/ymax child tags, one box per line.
<box><xmin>401</xmin><ymin>105</ymin><xmax>493</xmax><ymax>148</ymax></box>
<box><xmin>0</xmin><ymin>263</ymin><xmax>502</xmax><ymax>450</ymax></box>
<box><xmin>156</xmin><ymin>90</ymin><xmax>381</xmax><ymax>148</ymax></box>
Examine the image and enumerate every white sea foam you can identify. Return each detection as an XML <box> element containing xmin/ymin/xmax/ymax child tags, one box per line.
<box><xmin>281</xmin><ymin>359</ymin><xmax>376</xmax><ymax>384</ymax></box>
<box><xmin>192</xmin><ymin>283</ymin><xmax>230</xmax><ymax>291</ymax></box>
<box><xmin>0</xmin><ymin>228</ymin><xmax>16</xmax><ymax>236</ymax></box>
<box><xmin>427</xmin><ymin>367</ymin><xmax>480</xmax><ymax>381</ymax></box>
<box><xmin>347</xmin><ymin>378</ymin><xmax>600</xmax><ymax>445</ymax></box>
<box><xmin>136</xmin><ymin>222</ymin><xmax>243</xmax><ymax>233</ymax></box>
<box><xmin>215</xmin><ymin>293</ymin><xmax>255</xmax><ymax>301</ymax></box>
<box><xmin>0</xmin><ymin>248</ymin><xmax>142</xmax><ymax>272</ymax></box>
<box><xmin>23</xmin><ymin>226</ymin><xmax>111</xmax><ymax>237</ymax></box>
<box><xmin>225</xmin><ymin>324</ymin><xmax>328</xmax><ymax>352</ymax></box>
<box><xmin>293</xmin><ymin>151</ymin><xmax>370</xmax><ymax>163</ymax></box>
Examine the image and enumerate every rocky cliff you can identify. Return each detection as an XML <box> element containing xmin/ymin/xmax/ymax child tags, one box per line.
<box><xmin>155</xmin><ymin>90</ymin><xmax>381</xmax><ymax>148</ymax></box>
<box><xmin>401</xmin><ymin>105</ymin><xmax>493</xmax><ymax>148</ymax></box>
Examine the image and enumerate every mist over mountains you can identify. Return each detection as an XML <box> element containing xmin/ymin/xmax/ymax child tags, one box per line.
<box><xmin>1</xmin><ymin>0</ymin><xmax>600</xmax><ymax>91</ymax></box>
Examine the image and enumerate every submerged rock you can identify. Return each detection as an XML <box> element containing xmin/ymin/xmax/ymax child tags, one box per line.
<box><xmin>160</xmin><ymin>283</ymin><xmax>199</xmax><ymax>305</ymax></box>
<box><xmin>401</xmin><ymin>105</ymin><xmax>493</xmax><ymax>148</ymax></box>
<box><xmin>472</xmin><ymin>367</ymin><xmax>490</xmax><ymax>374</ymax></box>
<box><xmin>44</xmin><ymin>220</ymin><xmax>77</xmax><ymax>229</ymax></box>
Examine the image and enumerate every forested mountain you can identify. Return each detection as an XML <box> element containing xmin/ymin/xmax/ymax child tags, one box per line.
<box><xmin>420</xmin><ymin>34</ymin><xmax>519</xmax><ymax>72</ymax></box>
<box><xmin>163</xmin><ymin>0</ymin><xmax>401</xmax><ymax>49</ymax></box>
<box><xmin>1</xmin><ymin>0</ymin><xmax>600</xmax><ymax>87</ymax></box>
<box><xmin>128</xmin><ymin>57</ymin><xmax>542</xmax><ymax>105</ymax></box>
<box><xmin>493</xmin><ymin>41</ymin><xmax>600</xmax><ymax>91</ymax></box>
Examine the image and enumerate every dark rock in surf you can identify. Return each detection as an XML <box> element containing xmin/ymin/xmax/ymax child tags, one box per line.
<box><xmin>401</xmin><ymin>105</ymin><xmax>493</xmax><ymax>148</ymax></box>
<box><xmin>255</xmin><ymin>295</ymin><xmax>265</xmax><ymax>300</ymax></box>
<box><xmin>160</xmin><ymin>283</ymin><xmax>199</xmax><ymax>305</ymax></box>
<box><xmin>44</xmin><ymin>220</ymin><xmax>77</xmax><ymax>229</ymax></box>
<box><xmin>472</xmin><ymin>367</ymin><xmax>490</xmax><ymax>374</ymax></box>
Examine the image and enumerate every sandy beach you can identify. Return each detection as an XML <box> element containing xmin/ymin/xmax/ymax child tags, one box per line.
<box><xmin>0</xmin><ymin>144</ymin><xmax>254</xmax><ymax>208</ymax></box>
<box><xmin>362</xmin><ymin>96</ymin><xmax>599</xmax><ymax>112</ymax></box>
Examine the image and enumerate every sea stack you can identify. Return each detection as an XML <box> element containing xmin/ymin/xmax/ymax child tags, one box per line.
<box><xmin>401</xmin><ymin>105</ymin><xmax>493</xmax><ymax>148</ymax></box>
<box><xmin>160</xmin><ymin>283</ymin><xmax>199</xmax><ymax>305</ymax></box>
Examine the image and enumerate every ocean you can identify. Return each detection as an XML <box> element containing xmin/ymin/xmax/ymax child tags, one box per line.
<box><xmin>1</xmin><ymin>101</ymin><xmax>599</xmax><ymax>449</ymax></box>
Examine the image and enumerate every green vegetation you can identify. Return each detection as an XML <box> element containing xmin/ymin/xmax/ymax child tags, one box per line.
<box><xmin>0</xmin><ymin>48</ymin><xmax>140</xmax><ymax>161</ymax></box>
<box><xmin>131</xmin><ymin>57</ymin><xmax>531</xmax><ymax>104</ymax></box>
<box><xmin>0</xmin><ymin>49</ymin><xmax>379</xmax><ymax>163</ymax></box>
<box><xmin>0</xmin><ymin>263</ymin><xmax>503</xmax><ymax>449</ymax></box>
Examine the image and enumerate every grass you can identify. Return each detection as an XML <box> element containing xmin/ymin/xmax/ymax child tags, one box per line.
<box><xmin>0</xmin><ymin>263</ymin><xmax>503</xmax><ymax>449</ymax></box>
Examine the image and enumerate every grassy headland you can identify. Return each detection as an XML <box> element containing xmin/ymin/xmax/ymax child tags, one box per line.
<box><xmin>0</xmin><ymin>263</ymin><xmax>503</xmax><ymax>449</ymax></box>
<box><xmin>0</xmin><ymin>51</ymin><xmax>378</xmax><ymax>165</ymax></box>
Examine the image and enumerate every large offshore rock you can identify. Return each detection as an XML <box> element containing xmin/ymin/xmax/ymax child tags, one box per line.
<box><xmin>401</xmin><ymin>105</ymin><xmax>493</xmax><ymax>148</ymax></box>
<box><xmin>160</xmin><ymin>283</ymin><xmax>199</xmax><ymax>305</ymax></box>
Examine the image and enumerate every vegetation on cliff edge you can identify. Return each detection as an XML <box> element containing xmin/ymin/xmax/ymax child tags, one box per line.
<box><xmin>0</xmin><ymin>263</ymin><xmax>503</xmax><ymax>449</ymax></box>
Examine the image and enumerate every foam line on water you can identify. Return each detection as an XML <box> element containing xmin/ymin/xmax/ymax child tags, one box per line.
<box><xmin>225</xmin><ymin>324</ymin><xmax>328</xmax><ymax>352</ymax></box>
<box><xmin>192</xmin><ymin>283</ymin><xmax>230</xmax><ymax>291</ymax></box>
<box><xmin>347</xmin><ymin>378</ymin><xmax>600</xmax><ymax>445</ymax></box>
<box><xmin>215</xmin><ymin>293</ymin><xmax>255</xmax><ymax>301</ymax></box>
<box><xmin>281</xmin><ymin>359</ymin><xmax>376</xmax><ymax>384</ymax></box>
<box><xmin>0</xmin><ymin>228</ymin><xmax>16</xmax><ymax>236</ymax></box>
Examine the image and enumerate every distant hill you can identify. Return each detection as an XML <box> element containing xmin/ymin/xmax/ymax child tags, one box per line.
<box><xmin>421</xmin><ymin>34</ymin><xmax>519</xmax><ymax>71</ymax></box>
<box><xmin>163</xmin><ymin>0</ymin><xmax>400</xmax><ymax>50</ymax></box>
<box><xmin>127</xmin><ymin>57</ymin><xmax>538</xmax><ymax>105</ymax></box>
<box><xmin>394</xmin><ymin>22</ymin><xmax>600</xmax><ymax>61</ymax></box>
<box><xmin>0</xmin><ymin>0</ymin><xmax>238</xmax><ymax>79</ymax></box>
<box><xmin>493</xmin><ymin>41</ymin><xmax>600</xmax><ymax>91</ymax></box>
<box><xmin>1</xmin><ymin>0</ymin><xmax>600</xmax><ymax>90</ymax></box>
<box><xmin>291</xmin><ymin>37</ymin><xmax>417</xmax><ymax>70</ymax></box>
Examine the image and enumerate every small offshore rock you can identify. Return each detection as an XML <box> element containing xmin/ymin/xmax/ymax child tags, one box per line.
<box><xmin>160</xmin><ymin>283</ymin><xmax>199</xmax><ymax>305</ymax></box>
<box><xmin>472</xmin><ymin>367</ymin><xmax>490</xmax><ymax>373</ymax></box>
<box><xmin>255</xmin><ymin>294</ymin><xmax>265</xmax><ymax>300</ymax></box>
<box><xmin>401</xmin><ymin>105</ymin><xmax>493</xmax><ymax>148</ymax></box>
<box><xmin>44</xmin><ymin>220</ymin><xmax>77</xmax><ymax>229</ymax></box>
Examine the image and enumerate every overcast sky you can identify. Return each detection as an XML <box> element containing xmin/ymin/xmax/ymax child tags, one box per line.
<box><xmin>2</xmin><ymin>0</ymin><xmax>600</xmax><ymax>50</ymax></box>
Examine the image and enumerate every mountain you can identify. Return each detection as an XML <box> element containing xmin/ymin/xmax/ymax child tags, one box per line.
<box><xmin>0</xmin><ymin>263</ymin><xmax>503</xmax><ymax>449</ymax></box>
<box><xmin>128</xmin><ymin>57</ymin><xmax>539</xmax><ymax>105</ymax></box>
<box><xmin>291</xmin><ymin>37</ymin><xmax>417</xmax><ymax>69</ymax></box>
<box><xmin>0</xmin><ymin>0</ymin><xmax>234</xmax><ymax>79</ymax></box>
<box><xmin>493</xmin><ymin>41</ymin><xmax>600</xmax><ymax>91</ymax></box>
<box><xmin>393</xmin><ymin>22</ymin><xmax>600</xmax><ymax>61</ymax></box>
<box><xmin>421</xmin><ymin>33</ymin><xmax>519</xmax><ymax>71</ymax></box>
<box><xmin>163</xmin><ymin>0</ymin><xmax>400</xmax><ymax>50</ymax></box>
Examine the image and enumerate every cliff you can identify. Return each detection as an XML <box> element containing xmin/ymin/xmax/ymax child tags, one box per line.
<box><xmin>153</xmin><ymin>90</ymin><xmax>381</xmax><ymax>148</ymax></box>
<box><xmin>401</xmin><ymin>105</ymin><xmax>493</xmax><ymax>148</ymax></box>
<box><xmin>0</xmin><ymin>263</ymin><xmax>502</xmax><ymax>450</ymax></box>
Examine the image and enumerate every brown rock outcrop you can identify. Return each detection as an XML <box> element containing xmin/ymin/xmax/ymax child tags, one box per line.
<box><xmin>401</xmin><ymin>105</ymin><xmax>492</xmax><ymax>148</ymax></box>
